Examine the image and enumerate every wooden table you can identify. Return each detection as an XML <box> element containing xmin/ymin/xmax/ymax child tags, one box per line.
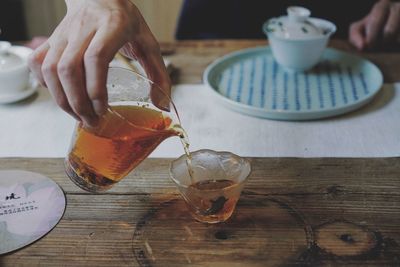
<box><xmin>1</xmin><ymin>158</ymin><xmax>399</xmax><ymax>266</ymax></box>
<box><xmin>1</xmin><ymin>40</ymin><xmax>400</xmax><ymax>266</ymax></box>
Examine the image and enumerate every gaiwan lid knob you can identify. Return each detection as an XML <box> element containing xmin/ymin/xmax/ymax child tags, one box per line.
<box><xmin>265</xmin><ymin>6</ymin><xmax>323</xmax><ymax>40</ymax></box>
<box><xmin>0</xmin><ymin>41</ymin><xmax>25</xmax><ymax>71</ymax></box>
<box><xmin>287</xmin><ymin>6</ymin><xmax>311</xmax><ymax>23</ymax></box>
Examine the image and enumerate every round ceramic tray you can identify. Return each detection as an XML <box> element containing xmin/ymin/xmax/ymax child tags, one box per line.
<box><xmin>204</xmin><ymin>47</ymin><xmax>383</xmax><ymax>120</ymax></box>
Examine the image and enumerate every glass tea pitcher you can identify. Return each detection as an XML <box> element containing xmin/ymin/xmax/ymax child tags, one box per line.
<box><xmin>65</xmin><ymin>67</ymin><xmax>183</xmax><ymax>193</ymax></box>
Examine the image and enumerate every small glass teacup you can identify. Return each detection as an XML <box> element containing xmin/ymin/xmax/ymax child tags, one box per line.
<box><xmin>170</xmin><ymin>149</ymin><xmax>251</xmax><ymax>224</ymax></box>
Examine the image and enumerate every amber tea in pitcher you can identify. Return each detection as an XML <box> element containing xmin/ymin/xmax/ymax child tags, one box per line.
<box><xmin>66</xmin><ymin>104</ymin><xmax>182</xmax><ymax>192</ymax></box>
<box><xmin>65</xmin><ymin>67</ymin><xmax>186</xmax><ymax>193</ymax></box>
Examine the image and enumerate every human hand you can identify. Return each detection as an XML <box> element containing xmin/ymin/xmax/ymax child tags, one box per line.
<box><xmin>28</xmin><ymin>0</ymin><xmax>170</xmax><ymax>126</ymax></box>
<box><xmin>349</xmin><ymin>0</ymin><xmax>400</xmax><ymax>50</ymax></box>
<box><xmin>24</xmin><ymin>37</ymin><xmax>48</xmax><ymax>50</ymax></box>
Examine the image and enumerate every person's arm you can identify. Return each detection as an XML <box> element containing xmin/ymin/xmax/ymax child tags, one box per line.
<box><xmin>28</xmin><ymin>0</ymin><xmax>170</xmax><ymax>126</ymax></box>
<box><xmin>349</xmin><ymin>0</ymin><xmax>400</xmax><ymax>50</ymax></box>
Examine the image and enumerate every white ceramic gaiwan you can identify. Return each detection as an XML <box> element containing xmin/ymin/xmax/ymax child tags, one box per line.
<box><xmin>0</xmin><ymin>41</ymin><xmax>30</xmax><ymax>96</ymax></box>
<box><xmin>263</xmin><ymin>6</ymin><xmax>336</xmax><ymax>72</ymax></box>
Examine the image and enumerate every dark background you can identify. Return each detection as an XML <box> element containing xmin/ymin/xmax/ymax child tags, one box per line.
<box><xmin>176</xmin><ymin>0</ymin><xmax>377</xmax><ymax>39</ymax></box>
<box><xmin>0</xmin><ymin>0</ymin><xmax>27</xmax><ymax>41</ymax></box>
<box><xmin>0</xmin><ymin>0</ymin><xmax>381</xmax><ymax>41</ymax></box>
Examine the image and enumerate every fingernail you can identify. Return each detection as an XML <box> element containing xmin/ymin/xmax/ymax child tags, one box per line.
<box><xmin>71</xmin><ymin>114</ymin><xmax>81</xmax><ymax>122</ymax></box>
<box><xmin>81</xmin><ymin>114</ymin><xmax>99</xmax><ymax>127</ymax></box>
<box><xmin>92</xmin><ymin>100</ymin><xmax>107</xmax><ymax>116</ymax></box>
<box><xmin>158</xmin><ymin>98</ymin><xmax>171</xmax><ymax>112</ymax></box>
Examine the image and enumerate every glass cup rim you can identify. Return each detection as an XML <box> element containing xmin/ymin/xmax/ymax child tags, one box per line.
<box><xmin>169</xmin><ymin>149</ymin><xmax>252</xmax><ymax>191</ymax></box>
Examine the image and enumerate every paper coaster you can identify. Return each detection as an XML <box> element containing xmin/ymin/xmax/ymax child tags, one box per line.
<box><xmin>0</xmin><ymin>170</ymin><xmax>66</xmax><ymax>254</ymax></box>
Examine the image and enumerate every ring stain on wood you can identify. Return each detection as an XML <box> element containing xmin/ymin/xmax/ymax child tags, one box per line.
<box><xmin>133</xmin><ymin>197</ymin><xmax>400</xmax><ymax>267</ymax></box>
<box><xmin>132</xmin><ymin>195</ymin><xmax>313</xmax><ymax>267</ymax></box>
<box><xmin>294</xmin><ymin>219</ymin><xmax>400</xmax><ymax>266</ymax></box>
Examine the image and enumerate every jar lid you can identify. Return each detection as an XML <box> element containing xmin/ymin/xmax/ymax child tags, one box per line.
<box><xmin>0</xmin><ymin>41</ymin><xmax>25</xmax><ymax>71</ymax></box>
<box><xmin>264</xmin><ymin>7</ymin><xmax>325</xmax><ymax>40</ymax></box>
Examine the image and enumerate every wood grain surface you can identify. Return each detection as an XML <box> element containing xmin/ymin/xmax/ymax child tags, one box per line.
<box><xmin>0</xmin><ymin>157</ymin><xmax>399</xmax><ymax>266</ymax></box>
<box><xmin>162</xmin><ymin>40</ymin><xmax>400</xmax><ymax>85</ymax></box>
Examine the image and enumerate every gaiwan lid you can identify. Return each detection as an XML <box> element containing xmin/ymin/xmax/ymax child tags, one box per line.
<box><xmin>0</xmin><ymin>41</ymin><xmax>25</xmax><ymax>71</ymax></box>
<box><xmin>264</xmin><ymin>6</ymin><xmax>326</xmax><ymax>40</ymax></box>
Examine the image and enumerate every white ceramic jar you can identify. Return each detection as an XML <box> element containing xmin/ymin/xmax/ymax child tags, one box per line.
<box><xmin>0</xmin><ymin>41</ymin><xmax>30</xmax><ymax>96</ymax></box>
<box><xmin>263</xmin><ymin>6</ymin><xmax>336</xmax><ymax>72</ymax></box>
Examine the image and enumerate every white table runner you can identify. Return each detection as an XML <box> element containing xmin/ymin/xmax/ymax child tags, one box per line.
<box><xmin>0</xmin><ymin>83</ymin><xmax>399</xmax><ymax>158</ymax></box>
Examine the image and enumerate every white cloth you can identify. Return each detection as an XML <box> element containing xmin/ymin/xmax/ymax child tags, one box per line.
<box><xmin>0</xmin><ymin>83</ymin><xmax>399</xmax><ymax>158</ymax></box>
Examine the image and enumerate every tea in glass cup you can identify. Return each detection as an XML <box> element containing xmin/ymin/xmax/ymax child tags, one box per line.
<box><xmin>170</xmin><ymin>149</ymin><xmax>251</xmax><ymax>223</ymax></box>
<box><xmin>65</xmin><ymin>67</ymin><xmax>185</xmax><ymax>193</ymax></box>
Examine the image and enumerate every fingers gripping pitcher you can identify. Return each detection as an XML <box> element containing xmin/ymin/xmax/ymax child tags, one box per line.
<box><xmin>65</xmin><ymin>67</ymin><xmax>185</xmax><ymax>193</ymax></box>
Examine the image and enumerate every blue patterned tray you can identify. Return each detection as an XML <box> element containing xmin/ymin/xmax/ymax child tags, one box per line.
<box><xmin>204</xmin><ymin>47</ymin><xmax>383</xmax><ymax>120</ymax></box>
